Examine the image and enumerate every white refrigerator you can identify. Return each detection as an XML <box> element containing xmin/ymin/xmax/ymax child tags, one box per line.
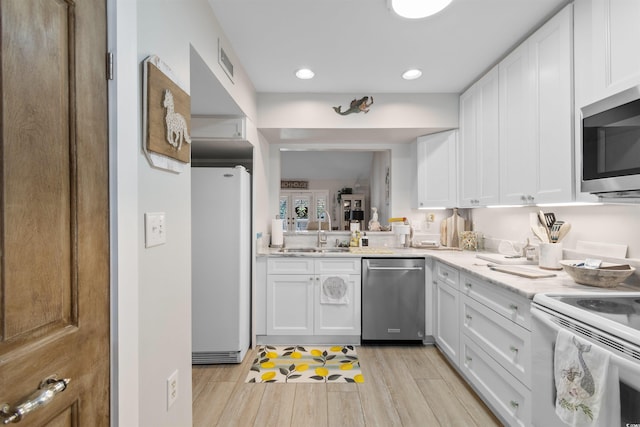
<box><xmin>191</xmin><ymin>166</ymin><xmax>251</xmax><ymax>364</ymax></box>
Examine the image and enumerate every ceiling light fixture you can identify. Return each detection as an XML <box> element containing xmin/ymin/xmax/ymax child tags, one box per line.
<box><xmin>390</xmin><ymin>0</ymin><xmax>453</xmax><ymax>19</ymax></box>
<box><xmin>402</xmin><ymin>68</ymin><xmax>422</xmax><ymax>80</ymax></box>
<box><xmin>295</xmin><ymin>68</ymin><xmax>315</xmax><ymax>79</ymax></box>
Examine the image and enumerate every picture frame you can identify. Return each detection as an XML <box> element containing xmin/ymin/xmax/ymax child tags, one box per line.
<box><xmin>142</xmin><ymin>55</ymin><xmax>192</xmax><ymax>173</ymax></box>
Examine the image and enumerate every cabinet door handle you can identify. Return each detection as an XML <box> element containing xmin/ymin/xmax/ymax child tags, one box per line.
<box><xmin>510</xmin><ymin>345</ymin><xmax>519</xmax><ymax>353</ymax></box>
<box><xmin>442</xmin><ymin>271</ymin><xmax>449</xmax><ymax>277</ymax></box>
<box><xmin>464</xmin><ymin>282</ymin><xmax>472</xmax><ymax>289</ymax></box>
<box><xmin>465</xmin><ymin>356</ymin><xmax>473</xmax><ymax>363</ymax></box>
<box><xmin>465</xmin><ymin>314</ymin><xmax>472</xmax><ymax>320</ymax></box>
<box><xmin>510</xmin><ymin>400</ymin><xmax>519</xmax><ymax>409</ymax></box>
<box><xmin>509</xmin><ymin>303</ymin><xmax>518</xmax><ymax>311</ymax></box>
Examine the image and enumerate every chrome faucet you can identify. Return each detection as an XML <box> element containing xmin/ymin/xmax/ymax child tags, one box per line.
<box><xmin>317</xmin><ymin>209</ymin><xmax>332</xmax><ymax>247</ymax></box>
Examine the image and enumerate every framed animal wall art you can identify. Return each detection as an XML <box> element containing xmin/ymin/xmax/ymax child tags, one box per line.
<box><xmin>143</xmin><ymin>55</ymin><xmax>191</xmax><ymax>172</ymax></box>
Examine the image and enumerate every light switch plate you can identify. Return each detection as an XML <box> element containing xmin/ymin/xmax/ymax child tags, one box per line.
<box><xmin>145</xmin><ymin>212</ymin><xmax>166</xmax><ymax>248</ymax></box>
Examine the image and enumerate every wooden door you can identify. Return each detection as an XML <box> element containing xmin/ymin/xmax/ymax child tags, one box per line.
<box><xmin>1</xmin><ymin>0</ymin><xmax>109</xmax><ymax>425</ymax></box>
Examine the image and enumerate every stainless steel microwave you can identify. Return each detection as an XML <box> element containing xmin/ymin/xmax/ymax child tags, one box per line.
<box><xmin>581</xmin><ymin>85</ymin><xmax>640</xmax><ymax>198</ymax></box>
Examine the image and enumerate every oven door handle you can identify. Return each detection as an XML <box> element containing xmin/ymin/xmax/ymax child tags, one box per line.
<box><xmin>531</xmin><ymin>306</ymin><xmax>640</xmax><ymax>373</ymax></box>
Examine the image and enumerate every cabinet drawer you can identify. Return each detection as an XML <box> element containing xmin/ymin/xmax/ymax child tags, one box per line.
<box><xmin>461</xmin><ymin>295</ymin><xmax>531</xmax><ymax>386</ymax></box>
<box><xmin>460</xmin><ymin>335</ymin><xmax>531</xmax><ymax>427</ymax></box>
<box><xmin>315</xmin><ymin>258</ymin><xmax>360</xmax><ymax>275</ymax></box>
<box><xmin>460</xmin><ymin>273</ymin><xmax>531</xmax><ymax>329</ymax></box>
<box><xmin>435</xmin><ymin>262</ymin><xmax>459</xmax><ymax>289</ymax></box>
<box><xmin>435</xmin><ymin>280</ymin><xmax>460</xmax><ymax>367</ymax></box>
<box><xmin>268</xmin><ymin>258</ymin><xmax>315</xmax><ymax>274</ymax></box>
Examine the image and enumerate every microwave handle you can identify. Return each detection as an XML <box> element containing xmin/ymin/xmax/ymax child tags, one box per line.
<box><xmin>531</xmin><ymin>307</ymin><xmax>639</xmax><ymax>373</ymax></box>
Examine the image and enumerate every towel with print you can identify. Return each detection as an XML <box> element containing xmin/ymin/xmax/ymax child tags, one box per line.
<box><xmin>554</xmin><ymin>329</ymin><xmax>611</xmax><ymax>426</ymax></box>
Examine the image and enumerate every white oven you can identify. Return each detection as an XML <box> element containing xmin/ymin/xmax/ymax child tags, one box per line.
<box><xmin>531</xmin><ymin>293</ymin><xmax>640</xmax><ymax>427</ymax></box>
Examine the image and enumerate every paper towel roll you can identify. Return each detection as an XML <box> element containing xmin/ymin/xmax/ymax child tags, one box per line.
<box><xmin>271</xmin><ymin>219</ymin><xmax>284</xmax><ymax>247</ymax></box>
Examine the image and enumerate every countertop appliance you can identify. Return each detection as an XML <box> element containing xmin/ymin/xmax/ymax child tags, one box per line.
<box><xmin>362</xmin><ymin>258</ymin><xmax>425</xmax><ymax>342</ymax></box>
<box><xmin>531</xmin><ymin>292</ymin><xmax>640</xmax><ymax>426</ymax></box>
<box><xmin>581</xmin><ymin>84</ymin><xmax>640</xmax><ymax>198</ymax></box>
<box><xmin>192</xmin><ymin>166</ymin><xmax>251</xmax><ymax>364</ymax></box>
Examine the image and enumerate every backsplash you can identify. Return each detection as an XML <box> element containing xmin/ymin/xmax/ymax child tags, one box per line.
<box><xmin>469</xmin><ymin>204</ymin><xmax>640</xmax><ymax>260</ymax></box>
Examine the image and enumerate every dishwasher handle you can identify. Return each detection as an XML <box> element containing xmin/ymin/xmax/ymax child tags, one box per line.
<box><xmin>366</xmin><ymin>266</ymin><xmax>423</xmax><ymax>271</ymax></box>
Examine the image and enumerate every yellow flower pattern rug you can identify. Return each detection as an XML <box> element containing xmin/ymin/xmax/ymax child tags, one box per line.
<box><xmin>245</xmin><ymin>345</ymin><xmax>364</xmax><ymax>383</ymax></box>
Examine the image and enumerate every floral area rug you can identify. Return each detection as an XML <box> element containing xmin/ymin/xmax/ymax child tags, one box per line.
<box><xmin>245</xmin><ymin>345</ymin><xmax>364</xmax><ymax>383</ymax></box>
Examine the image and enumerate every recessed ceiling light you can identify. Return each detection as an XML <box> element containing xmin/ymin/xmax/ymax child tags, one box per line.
<box><xmin>295</xmin><ymin>68</ymin><xmax>315</xmax><ymax>79</ymax></box>
<box><xmin>390</xmin><ymin>0</ymin><xmax>453</xmax><ymax>19</ymax></box>
<box><xmin>402</xmin><ymin>69</ymin><xmax>422</xmax><ymax>80</ymax></box>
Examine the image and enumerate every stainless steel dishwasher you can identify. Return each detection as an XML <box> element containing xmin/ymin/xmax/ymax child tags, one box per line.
<box><xmin>362</xmin><ymin>258</ymin><xmax>425</xmax><ymax>342</ymax></box>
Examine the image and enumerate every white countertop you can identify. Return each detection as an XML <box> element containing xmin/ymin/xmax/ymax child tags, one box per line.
<box><xmin>258</xmin><ymin>246</ymin><xmax>639</xmax><ymax>299</ymax></box>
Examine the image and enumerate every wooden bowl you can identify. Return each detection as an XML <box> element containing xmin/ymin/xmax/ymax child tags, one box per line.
<box><xmin>559</xmin><ymin>260</ymin><xmax>635</xmax><ymax>288</ymax></box>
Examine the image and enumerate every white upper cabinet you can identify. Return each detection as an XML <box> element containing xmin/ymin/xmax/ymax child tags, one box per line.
<box><xmin>591</xmin><ymin>0</ymin><xmax>640</xmax><ymax>102</ymax></box>
<box><xmin>499</xmin><ymin>4</ymin><xmax>573</xmax><ymax>205</ymax></box>
<box><xmin>574</xmin><ymin>0</ymin><xmax>640</xmax><ymax>202</ymax></box>
<box><xmin>459</xmin><ymin>65</ymin><xmax>500</xmax><ymax>207</ymax></box>
<box><xmin>529</xmin><ymin>4</ymin><xmax>574</xmax><ymax>203</ymax></box>
<box><xmin>416</xmin><ymin>130</ymin><xmax>458</xmax><ymax>209</ymax></box>
<box><xmin>499</xmin><ymin>42</ymin><xmax>536</xmax><ymax>205</ymax></box>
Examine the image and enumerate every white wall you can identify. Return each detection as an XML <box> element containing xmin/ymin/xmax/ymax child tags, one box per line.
<box><xmin>471</xmin><ymin>204</ymin><xmax>640</xmax><ymax>259</ymax></box>
<box><xmin>112</xmin><ymin>0</ymin><xmax>140</xmax><ymax>425</ymax></box>
<box><xmin>258</xmin><ymin>93</ymin><xmax>459</xmax><ymax>129</ymax></box>
<box><xmin>126</xmin><ymin>1</ymin><xmax>264</xmax><ymax>425</ymax></box>
<box><xmin>136</xmin><ymin>1</ymin><xmax>194</xmax><ymax>421</ymax></box>
<box><xmin>370</xmin><ymin>151</ymin><xmax>391</xmax><ymax>222</ymax></box>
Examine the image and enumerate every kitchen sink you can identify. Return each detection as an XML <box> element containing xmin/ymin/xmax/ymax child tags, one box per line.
<box><xmin>278</xmin><ymin>247</ymin><xmax>317</xmax><ymax>253</ymax></box>
<box><xmin>277</xmin><ymin>247</ymin><xmax>350</xmax><ymax>253</ymax></box>
<box><xmin>316</xmin><ymin>247</ymin><xmax>350</xmax><ymax>253</ymax></box>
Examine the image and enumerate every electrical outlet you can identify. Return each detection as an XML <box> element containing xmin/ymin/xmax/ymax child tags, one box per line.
<box><xmin>167</xmin><ymin>370</ymin><xmax>178</xmax><ymax>410</ymax></box>
<box><xmin>427</xmin><ymin>213</ymin><xmax>435</xmax><ymax>223</ymax></box>
<box><xmin>145</xmin><ymin>212</ymin><xmax>166</xmax><ymax>248</ymax></box>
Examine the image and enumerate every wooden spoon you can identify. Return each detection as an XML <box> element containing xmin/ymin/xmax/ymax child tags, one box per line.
<box><xmin>538</xmin><ymin>210</ymin><xmax>551</xmax><ymax>242</ymax></box>
<box><xmin>530</xmin><ymin>212</ymin><xmax>548</xmax><ymax>243</ymax></box>
<box><xmin>556</xmin><ymin>222</ymin><xmax>571</xmax><ymax>243</ymax></box>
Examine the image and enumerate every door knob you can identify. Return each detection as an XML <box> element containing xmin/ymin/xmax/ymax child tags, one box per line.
<box><xmin>1</xmin><ymin>376</ymin><xmax>70</xmax><ymax>424</ymax></box>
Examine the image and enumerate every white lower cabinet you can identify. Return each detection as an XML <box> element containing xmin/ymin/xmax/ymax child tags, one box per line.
<box><xmin>434</xmin><ymin>262</ymin><xmax>460</xmax><ymax>366</ymax></box>
<box><xmin>434</xmin><ymin>266</ymin><xmax>532</xmax><ymax>426</ymax></box>
<box><xmin>314</xmin><ymin>273</ymin><xmax>361</xmax><ymax>335</ymax></box>
<box><xmin>461</xmin><ymin>335</ymin><xmax>532</xmax><ymax>427</ymax></box>
<box><xmin>461</xmin><ymin>295</ymin><xmax>531</xmax><ymax>387</ymax></box>
<box><xmin>266</xmin><ymin>258</ymin><xmax>361</xmax><ymax>338</ymax></box>
<box><xmin>267</xmin><ymin>273</ymin><xmax>314</xmax><ymax>335</ymax></box>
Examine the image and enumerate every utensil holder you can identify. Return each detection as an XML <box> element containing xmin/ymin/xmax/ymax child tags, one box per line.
<box><xmin>539</xmin><ymin>242</ymin><xmax>562</xmax><ymax>270</ymax></box>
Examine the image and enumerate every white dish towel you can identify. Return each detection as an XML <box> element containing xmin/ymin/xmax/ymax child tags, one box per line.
<box><xmin>554</xmin><ymin>329</ymin><xmax>620</xmax><ymax>426</ymax></box>
<box><xmin>320</xmin><ymin>276</ymin><xmax>349</xmax><ymax>305</ymax></box>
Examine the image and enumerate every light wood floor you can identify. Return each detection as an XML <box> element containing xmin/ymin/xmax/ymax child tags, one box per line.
<box><xmin>192</xmin><ymin>345</ymin><xmax>502</xmax><ymax>426</ymax></box>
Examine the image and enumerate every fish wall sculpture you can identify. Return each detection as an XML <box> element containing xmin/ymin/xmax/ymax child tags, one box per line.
<box><xmin>333</xmin><ymin>96</ymin><xmax>374</xmax><ymax>115</ymax></box>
